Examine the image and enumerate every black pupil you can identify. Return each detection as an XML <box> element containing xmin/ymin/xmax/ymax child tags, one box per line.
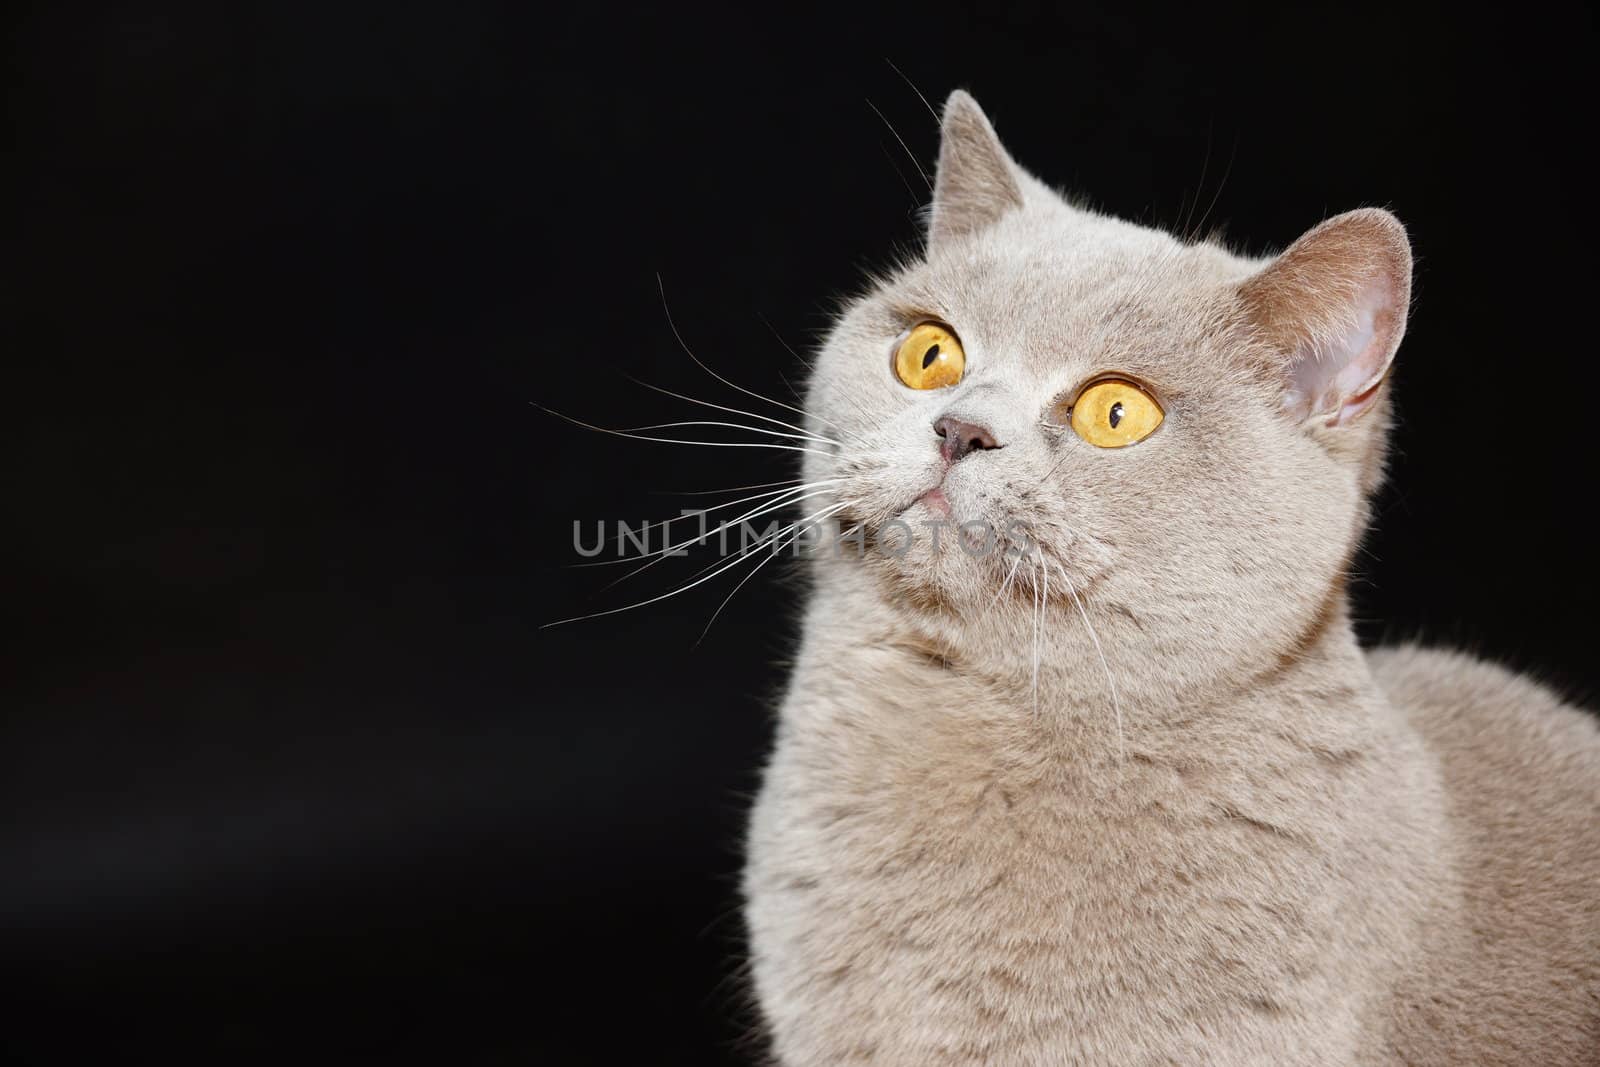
<box><xmin>1108</xmin><ymin>402</ymin><xmax>1124</xmax><ymax>429</ymax></box>
<box><xmin>921</xmin><ymin>344</ymin><xmax>941</xmax><ymax>369</ymax></box>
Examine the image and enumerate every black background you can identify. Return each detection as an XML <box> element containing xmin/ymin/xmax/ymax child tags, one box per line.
<box><xmin>7</xmin><ymin>3</ymin><xmax>1596</xmax><ymax>1063</ymax></box>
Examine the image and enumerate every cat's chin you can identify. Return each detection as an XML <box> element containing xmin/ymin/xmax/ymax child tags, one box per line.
<box><xmin>860</xmin><ymin>515</ymin><xmax>1027</xmax><ymax>605</ymax></box>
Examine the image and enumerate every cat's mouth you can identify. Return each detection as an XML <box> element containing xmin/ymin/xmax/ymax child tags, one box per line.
<box><xmin>914</xmin><ymin>487</ymin><xmax>952</xmax><ymax>519</ymax></box>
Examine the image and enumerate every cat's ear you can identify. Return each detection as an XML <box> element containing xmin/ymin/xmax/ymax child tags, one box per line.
<box><xmin>928</xmin><ymin>91</ymin><xmax>1026</xmax><ymax>249</ymax></box>
<box><xmin>1240</xmin><ymin>209</ymin><xmax>1412</xmax><ymax>427</ymax></box>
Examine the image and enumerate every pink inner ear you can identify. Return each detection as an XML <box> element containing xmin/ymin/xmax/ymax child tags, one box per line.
<box><xmin>1285</xmin><ymin>281</ymin><xmax>1397</xmax><ymax>427</ymax></box>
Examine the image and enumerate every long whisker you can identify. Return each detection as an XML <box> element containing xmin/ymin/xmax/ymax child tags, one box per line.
<box><xmin>755</xmin><ymin>316</ymin><xmax>864</xmax><ymax>442</ymax></box>
<box><xmin>622</xmin><ymin>419</ymin><xmax>837</xmax><ymax>445</ymax></box>
<box><xmin>866</xmin><ymin>97</ymin><xmax>933</xmax><ymax>194</ymax></box>
<box><xmin>696</xmin><ymin>500</ymin><xmax>852</xmax><ymax>644</ymax></box>
<box><xmin>595</xmin><ymin>486</ymin><xmax>842</xmax><ymax>589</ymax></box>
<box><xmin>756</xmin><ymin>314</ymin><xmax>818</xmax><ymax>373</ymax></box>
<box><xmin>1053</xmin><ymin>560</ymin><xmax>1125</xmax><ymax>764</ymax></box>
<box><xmin>1191</xmin><ymin>131</ymin><xmax>1239</xmax><ymax>243</ymax></box>
<box><xmin>877</xmin><ymin>141</ymin><xmax>924</xmax><ymax>209</ymax></box>
<box><xmin>884</xmin><ymin>58</ymin><xmax>941</xmax><ymax>124</ymax></box>
<box><xmin>1179</xmin><ymin>118</ymin><xmax>1212</xmax><ymax>240</ymax></box>
<box><xmin>533</xmin><ymin>404</ymin><xmax>836</xmax><ymax>458</ymax></box>
<box><xmin>669</xmin><ymin>493</ymin><xmax>846</xmax><ymax>590</ymax></box>
<box><xmin>574</xmin><ymin>480</ymin><xmax>843</xmax><ymax>568</ymax></box>
<box><xmin>776</xmin><ymin>367</ymin><xmax>804</xmax><ymax>405</ymax></box>
<box><xmin>987</xmin><ymin>547</ymin><xmax>1026</xmax><ymax>614</ymax></box>
<box><xmin>540</xmin><ymin>498</ymin><xmax>847</xmax><ymax>628</ymax></box>
<box><xmin>1036</xmin><ymin>559</ymin><xmax>1047</xmax><ymax>716</ymax></box>
<box><xmin>542</xmin><ymin>526</ymin><xmax>802</xmax><ymax>630</ymax></box>
<box><xmin>623</xmin><ymin>375</ymin><xmax>842</xmax><ymax>446</ymax></box>
<box><xmin>658</xmin><ymin>277</ymin><xmax>828</xmax><ymax>432</ymax></box>
<box><xmin>655</xmin><ymin>477</ymin><xmax>814</xmax><ymax>497</ymax></box>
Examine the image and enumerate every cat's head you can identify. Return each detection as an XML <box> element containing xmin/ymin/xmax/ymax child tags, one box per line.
<box><xmin>804</xmin><ymin>92</ymin><xmax>1410</xmax><ymax>687</ymax></box>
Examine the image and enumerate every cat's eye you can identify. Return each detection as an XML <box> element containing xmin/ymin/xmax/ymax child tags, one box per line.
<box><xmin>892</xmin><ymin>322</ymin><xmax>966</xmax><ymax>390</ymax></box>
<box><xmin>1065</xmin><ymin>378</ymin><xmax>1164</xmax><ymax>448</ymax></box>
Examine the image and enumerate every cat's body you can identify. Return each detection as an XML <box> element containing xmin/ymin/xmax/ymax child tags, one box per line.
<box><xmin>748</xmin><ymin>588</ymin><xmax>1599</xmax><ymax>1064</ymax></box>
<box><xmin>742</xmin><ymin>93</ymin><xmax>1599</xmax><ymax>1064</ymax></box>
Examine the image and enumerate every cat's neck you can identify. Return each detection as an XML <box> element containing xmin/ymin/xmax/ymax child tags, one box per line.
<box><xmin>792</xmin><ymin>564</ymin><xmax>1384</xmax><ymax>767</ymax></box>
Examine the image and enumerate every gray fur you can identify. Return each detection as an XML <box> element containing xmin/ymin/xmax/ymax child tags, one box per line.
<box><xmin>743</xmin><ymin>91</ymin><xmax>1600</xmax><ymax>1065</ymax></box>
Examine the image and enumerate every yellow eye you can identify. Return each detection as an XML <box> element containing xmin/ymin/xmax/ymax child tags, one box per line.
<box><xmin>893</xmin><ymin>322</ymin><xmax>966</xmax><ymax>390</ymax></box>
<box><xmin>1067</xmin><ymin>378</ymin><xmax>1164</xmax><ymax>448</ymax></box>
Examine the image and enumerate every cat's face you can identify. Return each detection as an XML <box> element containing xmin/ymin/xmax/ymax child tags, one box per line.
<box><xmin>802</xmin><ymin>93</ymin><xmax>1410</xmax><ymax>685</ymax></box>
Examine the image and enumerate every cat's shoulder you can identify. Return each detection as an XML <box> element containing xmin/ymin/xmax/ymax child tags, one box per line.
<box><xmin>1366</xmin><ymin>643</ymin><xmax>1600</xmax><ymax>785</ymax></box>
<box><xmin>1364</xmin><ymin>649</ymin><xmax>1600</xmax><ymax>1058</ymax></box>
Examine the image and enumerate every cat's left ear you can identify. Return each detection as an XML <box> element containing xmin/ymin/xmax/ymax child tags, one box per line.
<box><xmin>1240</xmin><ymin>208</ymin><xmax>1412</xmax><ymax>427</ymax></box>
<box><xmin>928</xmin><ymin>91</ymin><xmax>1027</xmax><ymax>250</ymax></box>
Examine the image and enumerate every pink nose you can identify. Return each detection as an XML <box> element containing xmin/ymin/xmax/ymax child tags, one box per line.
<box><xmin>933</xmin><ymin>416</ymin><xmax>1000</xmax><ymax>464</ymax></box>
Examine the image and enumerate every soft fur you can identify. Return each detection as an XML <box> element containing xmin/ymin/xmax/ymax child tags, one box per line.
<box><xmin>742</xmin><ymin>92</ymin><xmax>1600</xmax><ymax>1064</ymax></box>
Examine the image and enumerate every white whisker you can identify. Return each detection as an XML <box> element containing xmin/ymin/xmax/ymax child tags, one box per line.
<box><xmin>541</xmin><ymin>497</ymin><xmax>850</xmax><ymax>629</ymax></box>
<box><xmin>754</xmin><ymin>315</ymin><xmax>862</xmax><ymax>442</ymax></box>
<box><xmin>866</xmin><ymin>97</ymin><xmax>933</xmax><ymax>194</ymax></box>
<box><xmin>776</xmin><ymin>367</ymin><xmax>805</xmax><ymax>406</ymax></box>
<box><xmin>885</xmin><ymin>58</ymin><xmax>941</xmax><ymax>124</ymax></box>
<box><xmin>657</xmin><ymin>477</ymin><xmax>814</xmax><ymax>497</ymax></box>
<box><xmin>533</xmin><ymin>404</ymin><xmax>836</xmax><ymax>458</ymax></box>
<box><xmin>1032</xmin><ymin>556</ymin><xmax>1042</xmax><ymax>716</ymax></box>
<box><xmin>597</xmin><ymin>485</ymin><xmax>842</xmax><ymax>588</ymax></box>
<box><xmin>671</xmin><ymin>494</ymin><xmax>845</xmax><ymax>589</ymax></box>
<box><xmin>574</xmin><ymin>480</ymin><xmax>843</xmax><ymax>569</ymax></box>
<box><xmin>657</xmin><ymin>277</ymin><xmax>833</xmax><ymax>435</ymax></box>
<box><xmin>1038</xmin><ymin>560</ymin><xmax>1048</xmax><ymax>715</ymax></box>
<box><xmin>697</xmin><ymin>500</ymin><xmax>853</xmax><ymax>643</ymax></box>
<box><xmin>622</xmin><ymin>419</ymin><xmax>838</xmax><ymax>446</ymax></box>
<box><xmin>1053</xmin><ymin>560</ymin><xmax>1126</xmax><ymax>764</ymax></box>
<box><xmin>623</xmin><ymin>376</ymin><xmax>843</xmax><ymax>446</ymax></box>
<box><xmin>987</xmin><ymin>547</ymin><xmax>1025</xmax><ymax>613</ymax></box>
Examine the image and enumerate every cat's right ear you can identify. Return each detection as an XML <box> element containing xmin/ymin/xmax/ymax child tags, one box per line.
<box><xmin>928</xmin><ymin>91</ymin><xmax>1026</xmax><ymax>250</ymax></box>
<box><xmin>1239</xmin><ymin>209</ymin><xmax>1413</xmax><ymax>428</ymax></box>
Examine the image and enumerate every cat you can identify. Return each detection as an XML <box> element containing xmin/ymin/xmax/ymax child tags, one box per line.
<box><xmin>740</xmin><ymin>91</ymin><xmax>1600</xmax><ymax>1065</ymax></box>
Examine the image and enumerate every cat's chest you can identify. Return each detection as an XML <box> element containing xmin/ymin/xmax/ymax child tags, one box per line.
<box><xmin>757</xmin><ymin>715</ymin><xmax>1329</xmax><ymax>956</ymax></box>
<box><xmin>745</xmin><ymin>704</ymin><xmax>1347</xmax><ymax>1057</ymax></box>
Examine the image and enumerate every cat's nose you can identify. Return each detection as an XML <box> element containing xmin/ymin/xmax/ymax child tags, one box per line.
<box><xmin>933</xmin><ymin>415</ymin><xmax>1000</xmax><ymax>464</ymax></box>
